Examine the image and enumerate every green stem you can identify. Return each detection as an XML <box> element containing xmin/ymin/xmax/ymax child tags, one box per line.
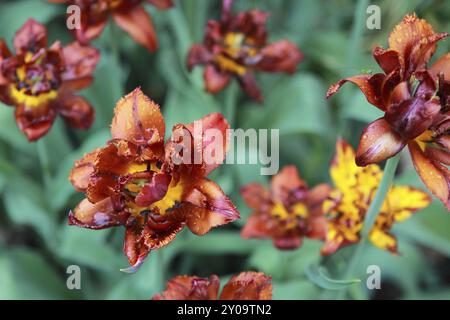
<box><xmin>36</xmin><ymin>138</ymin><xmax>51</xmax><ymax>189</ymax></box>
<box><xmin>336</xmin><ymin>153</ymin><xmax>401</xmax><ymax>299</ymax></box>
<box><xmin>346</xmin><ymin>0</ymin><xmax>369</xmax><ymax>75</ymax></box>
<box><xmin>224</xmin><ymin>82</ymin><xmax>238</xmax><ymax>127</ymax></box>
<box><xmin>109</xmin><ymin>22</ymin><xmax>123</xmax><ymax>95</ymax></box>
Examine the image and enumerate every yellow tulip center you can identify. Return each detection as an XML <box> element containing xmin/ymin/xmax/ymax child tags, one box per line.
<box><xmin>10</xmin><ymin>51</ymin><xmax>60</xmax><ymax>109</ymax></box>
<box><xmin>271</xmin><ymin>201</ymin><xmax>309</xmax><ymax>229</ymax></box>
<box><xmin>214</xmin><ymin>32</ymin><xmax>259</xmax><ymax>75</ymax></box>
<box><xmin>124</xmin><ymin>161</ymin><xmax>184</xmax><ymax>217</ymax></box>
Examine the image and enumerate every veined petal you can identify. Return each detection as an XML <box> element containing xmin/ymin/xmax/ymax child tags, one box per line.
<box><xmin>256</xmin><ymin>40</ymin><xmax>303</xmax><ymax>74</ymax></box>
<box><xmin>234</xmin><ymin>10</ymin><xmax>269</xmax><ymax>46</ymax></box>
<box><xmin>111</xmin><ymin>88</ymin><xmax>165</xmax><ymax>147</ymax></box>
<box><xmin>369</xmin><ymin>228</ymin><xmax>398</xmax><ymax>254</ymax></box>
<box><xmin>15</xmin><ymin>103</ymin><xmax>56</xmax><ymax>141</ymax></box>
<box><xmin>57</xmin><ymin>93</ymin><xmax>95</xmax><ymax>129</ymax></box>
<box><xmin>330</xmin><ymin>139</ymin><xmax>360</xmax><ymax>191</ymax></box>
<box><xmin>238</xmin><ymin>72</ymin><xmax>263</xmax><ymax>103</ymax></box>
<box><xmin>13</xmin><ymin>19</ymin><xmax>47</xmax><ymax>54</ymax></box>
<box><xmin>219</xmin><ymin>272</ymin><xmax>272</xmax><ymax>300</ymax></box>
<box><xmin>69</xmin><ymin>197</ymin><xmax>126</xmax><ymax>229</ymax></box>
<box><xmin>166</xmin><ymin>112</ymin><xmax>230</xmax><ymax>177</ymax></box>
<box><xmin>240</xmin><ymin>183</ymin><xmax>271</xmax><ymax>210</ymax></box>
<box><xmin>326</xmin><ymin>74</ymin><xmax>386</xmax><ymax>110</ymax></box>
<box><xmin>388</xmin><ymin>14</ymin><xmax>447</xmax><ymax>73</ymax></box>
<box><xmin>61</xmin><ymin>42</ymin><xmax>100</xmax><ymax>90</ymax></box>
<box><xmin>430</xmin><ymin>53</ymin><xmax>450</xmax><ymax>80</ymax></box>
<box><xmin>306</xmin><ymin>215</ymin><xmax>328</xmax><ymax>240</ymax></box>
<box><xmin>204</xmin><ymin>64</ymin><xmax>230</xmax><ymax>93</ymax></box>
<box><xmin>94</xmin><ymin>141</ymin><xmax>138</xmax><ymax>176</ymax></box>
<box><xmin>321</xmin><ymin>221</ymin><xmax>361</xmax><ymax>256</ymax></box>
<box><xmin>372</xmin><ymin>46</ymin><xmax>402</xmax><ymax>75</ymax></box>
<box><xmin>183</xmin><ymin>179</ymin><xmax>239</xmax><ymax>235</ymax></box>
<box><xmin>306</xmin><ymin>183</ymin><xmax>332</xmax><ymax>210</ymax></box>
<box><xmin>271</xmin><ymin>165</ymin><xmax>306</xmax><ymax>204</ymax></box>
<box><xmin>426</xmin><ymin>146</ymin><xmax>450</xmax><ymax>166</ymax></box>
<box><xmin>356</xmin><ymin>118</ymin><xmax>406</xmax><ymax>166</ymax></box>
<box><xmin>70</xmin><ymin>148</ymin><xmax>101</xmax><ymax>192</ymax></box>
<box><xmin>384</xmin><ymin>186</ymin><xmax>431</xmax><ymax>221</ymax></box>
<box><xmin>408</xmin><ymin>141</ymin><xmax>450</xmax><ymax>210</ymax></box>
<box><xmin>123</xmin><ymin>224</ymin><xmax>150</xmax><ymax>271</ymax></box>
<box><xmin>112</xmin><ymin>6</ymin><xmax>158</xmax><ymax>52</ymax></box>
<box><xmin>389</xmin><ymin>14</ymin><xmax>434</xmax><ymax>52</ymax></box>
<box><xmin>273</xmin><ymin>236</ymin><xmax>302</xmax><ymax>250</ymax></box>
<box><xmin>86</xmin><ymin>174</ymin><xmax>118</xmax><ymax>203</ymax></box>
<box><xmin>0</xmin><ymin>39</ymin><xmax>11</xmax><ymax>85</ymax></box>
<box><xmin>390</xmin><ymin>81</ymin><xmax>411</xmax><ymax>105</ymax></box>
<box><xmin>75</xmin><ymin>19</ymin><xmax>107</xmax><ymax>44</ymax></box>
<box><xmin>187</xmin><ymin>44</ymin><xmax>212</xmax><ymax>70</ymax></box>
<box><xmin>143</xmin><ymin>218</ymin><xmax>184</xmax><ymax>250</ymax></box>
<box><xmin>408</xmin><ymin>32</ymin><xmax>448</xmax><ymax>77</ymax></box>
<box><xmin>385</xmin><ymin>96</ymin><xmax>441</xmax><ymax>141</ymax></box>
<box><xmin>153</xmin><ymin>275</ymin><xmax>220</xmax><ymax>300</ymax></box>
<box><xmin>135</xmin><ymin>171</ymin><xmax>171</xmax><ymax>207</ymax></box>
<box><xmin>241</xmin><ymin>214</ymin><xmax>272</xmax><ymax>239</ymax></box>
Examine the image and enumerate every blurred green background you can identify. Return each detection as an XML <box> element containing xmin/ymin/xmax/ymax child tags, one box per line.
<box><xmin>0</xmin><ymin>0</ymin><xmax>449</xmax><ymax>300</ymax></box>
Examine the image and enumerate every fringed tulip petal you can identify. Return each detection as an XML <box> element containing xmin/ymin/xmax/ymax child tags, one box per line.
<box><xmin>69</xmin><ymin>148</ymin><xmax>101</xmax><ymax>192</ymax></box>
<box><xmin>152</xmin><ymin>275</ymin><xmax>220</xmax><ymax>300</ymax></box>
<box><xmin>220</xmin><ymin>272</ymin><xmax>272</xmax><ymax>300</ymax></box>
<box><xmin>111</xmin><ymin>88</ymin><xmax>165</xmax><ymax>147</ymax></box>
<box><xmin>326</xmin><ymin>74</ymin><xmax>386</xmax><ymax>110</ymax></box>
<box><xmin>183</xmin><ymin>179</ymin><xmax>239</xmax><ymax>235</ymax></box>
<box><xmin>61</xmin><ymin>42</ymin><xmax>100</xmax><ymax>90</ymax></box>
<box><xmin>69</xmin><ymin>197</ymin><xmax>126</xmax><ymax>229</ymax></box>
<box><xmin>256</xmin><ymin>40</ymin><xmax>303</xmax><ymax>74</ymax></box>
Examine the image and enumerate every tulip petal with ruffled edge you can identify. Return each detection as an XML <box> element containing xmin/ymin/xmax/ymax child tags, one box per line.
<box><xmin>69</xmin><ymin>88</ymin><xmax>239</xmax><ymax>270</ymax></box>
<box><xmin>153</xmin><ymin>272</ymin><xmax>271</xmax><ymax>300</ymax></box>
<box><xmin>0</xmin><ymin>19</ymin><xmax>99</xmax><ymax>141</ymax></box>
<box><xmin>187</xmin><ymin>0</ymin><xmax>302</xmax><ymax>102</ymax></box>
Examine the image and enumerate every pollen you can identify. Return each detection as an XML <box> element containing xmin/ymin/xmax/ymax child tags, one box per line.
<box><xmin>214</xmin><ymin>55</ymin><xmax>247</xmax><ymax>75</ymax></box>
<box><xmin>127</xmin><ymin>163</ymin><xmax>148</xmax><ymax>174</ymax></box>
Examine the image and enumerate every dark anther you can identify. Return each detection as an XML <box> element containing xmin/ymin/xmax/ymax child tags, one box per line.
<box><xmin>17</xmin><ymin>82</ymin><xmax>27</xmax><ymax>90</ymax></box>
<box><xmin>50</xmin><ymin>79</ymin><xmax>59</xmax><ymax>89</ymax></box>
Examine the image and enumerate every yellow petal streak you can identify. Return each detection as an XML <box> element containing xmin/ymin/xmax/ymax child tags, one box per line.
<box><xmin>10</xmin><ymin>84</ymin><xmax>57</xmax><ymax>109</ymax></box>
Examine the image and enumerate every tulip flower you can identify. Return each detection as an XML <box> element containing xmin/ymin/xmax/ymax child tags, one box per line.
<box><xmin>0</xmin><ymin>19</ymin><xmax>99</xmax><ymax>141</ymax></box>
<box><xmin>187</xmin><ymin>0</ymin><xmax>303</xmax><ymax>102</ymax></box>
<box><xmin>241</xmin><ymin>166</ymin><xmax>330</xmax><ymax>249</ymax></box>
<box><xmin>69</xmin><ymin>88</ymin><xmax>239</xmax><ymax>270</ymax></box>
<box><xmin>321</xmin><ymin>140</ymin><xmax>431</xmax><ymax>255</ymax></box>
<box><xmin>326</xmin><ymin>14</ymin><xmax>450</xmax><ymax>210</ymax></box>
